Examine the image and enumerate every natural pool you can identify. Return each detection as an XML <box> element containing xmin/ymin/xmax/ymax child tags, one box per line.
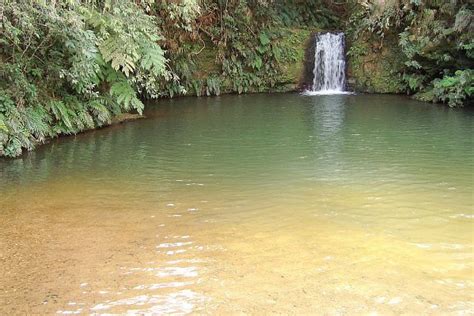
<box><xmin>0</xmin><ymin>94</ymin><xmax>472</xmax><ymax>314</ymax></box>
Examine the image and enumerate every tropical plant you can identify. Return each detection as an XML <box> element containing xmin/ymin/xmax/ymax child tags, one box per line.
<box><xmin>0</xmin><ymin>0</ymin><xmax>341</xmax><ymax>157</ymax></box>
<box><xmin>0</xmin><ymin>0</ymin><xmax>168</xmax><ymax>157</ymax></box>
<box><xmin>347</xmin><ymin>0</ymin><xmax>473</xmax><ymax>106</ymax></box>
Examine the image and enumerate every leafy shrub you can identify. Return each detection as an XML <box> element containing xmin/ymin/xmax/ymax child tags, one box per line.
<box><xmin>347</xmin><ymin>0</ymin><xmax>473</xmax><ymax>107</ymax></box>
<box><xmin>431</xmin><ymin>70</ymin><xmax>473</xmax><ymax>107</ymax></box>
<box><xmin>0</xmin><ymin>0</ymin><xmax>341</xmax><ymax>157</ymax></box>
<box><xmin>0</xmin><ymin>0</ymin><xmax>168</xmax><ymax>157</ymax></box>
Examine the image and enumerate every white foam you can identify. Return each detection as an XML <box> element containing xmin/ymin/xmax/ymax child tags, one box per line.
<box><xmin>302</xmin><ymin>90</ymin><xmax>354</xmax><ymax>96</ymax></box>
<box><xmin>156</xmin><ymin>266</ymin><xmax>198</xmax><ymax>278</ymax></box>
<box><xmin>156</xmin><ymin>241</ymin><xmax>193</xmax><ymax>248</ymax></box>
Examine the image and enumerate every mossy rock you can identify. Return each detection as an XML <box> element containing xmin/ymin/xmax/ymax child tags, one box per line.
<box><xmin>347</xmin><ymin>34</ymin><xmax>405</xmax><ymax>94</ymax></box>
<box><xmin>190</xmin><ymin>28</ymin><xmax>312</xmax><ymax>94</ymax></box>
<box><xmin>193</xmin><ymin>43</ymin><xmax>221</xmax><ymax>79</ymax></box>
<box><xmin>277</xmin><ymin>28</ymin><xmax>312</xmax><ymax>89</ymax></box>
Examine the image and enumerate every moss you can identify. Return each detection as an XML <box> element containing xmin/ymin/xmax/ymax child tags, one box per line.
<box><xmin>278</xmin><ymin>28</ymin><xmax>312</xmax><ymax>86</ymax></box>
<box><xmin>193</xmin><ymin>43</ymin><xmax>220</xmax><ymax>79</ymax></box>
<box><xmin>191</xmin><ymin>28</ymin><xmax>311</xmax><ymax>94</ymax></box>
<box><xmin>267</xmin><ymin>28</ymin><xmax>313</xmax><ymax>92</ymax></box>
<box><xmin>347</xmin><ymin>33</ymin><xmax>405</xmax><ymax>93</ymax></box>
<box><xmin>178</xmin><ymin>28</ymin><xmax>409</xmax><ymax>96</ymax></box>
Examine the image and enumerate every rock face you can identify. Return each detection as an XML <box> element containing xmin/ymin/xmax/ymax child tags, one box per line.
<box><xmin>342</xmin><ymin>0</ymin><xmax>406</xmax><ymax>94</ymax></box>
<box><xmin>273</xmin><ymin>28</ymin><xmax>312</xmax><ymax>92</ymax></box>
<box><xmin>301</xmin><ymin>29</ymin><xmax>404</xmax><ymax>94</ymax></box>
<box><xmin>191</xmin><ymin>28</ymin><xmax>311</xmax><ymax>94</ymax></box>
<box><xmin>187</xmin><ymin>25</ymin><xmax>405</xmax><ymax>95</ymax></box>
<box><xmin>301</xmin><ymin>32</ymin><xmax>318</xmax><ymax>90</ymax></box>
<box><xmin>346</xmin><ymin>33</ymin><xmax>405</xmax><ymax>94</ymax></box>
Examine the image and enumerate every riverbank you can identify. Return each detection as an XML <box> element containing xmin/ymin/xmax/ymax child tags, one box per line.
<box><xmin>1</xmin><ymin>1</ymin><xmax>471</xmax><ymax>158</ymax></box>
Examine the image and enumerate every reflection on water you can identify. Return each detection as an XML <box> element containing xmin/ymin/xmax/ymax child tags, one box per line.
<box><xmin>0</xmin><ymin>94</ymin><xmax>473</xmax><ymax>314</ymax></box>
<box><xmin>310</xmin><ymin>95</ymin><xmax>346</xmax><ymax>173</ymax></box>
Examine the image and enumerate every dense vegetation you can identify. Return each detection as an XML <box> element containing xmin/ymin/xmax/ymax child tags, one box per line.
<box><xmin>0</xmin><ymin>0</ymin><xmax>472</xmax><ymax>158</ymax></box>
<box><xmin>0</xmin><ymin>0</ymin><xmax>338</xmax><ymax>157</ymax></box>
<box><xmin>347</xmin><ymin>0</ymin><xmax>473</xmax><ymax>107</ymax></box>
<box><xmin>0</xmin><ymin>0</ymin><xmax>169</xmax><ymax>157</ymax></box>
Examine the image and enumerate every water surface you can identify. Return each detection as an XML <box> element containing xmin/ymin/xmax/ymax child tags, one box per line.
<box><xmin>0</xmin><ymin>94</ymin><xmax>473</xmax><ymax>314</ymax></box>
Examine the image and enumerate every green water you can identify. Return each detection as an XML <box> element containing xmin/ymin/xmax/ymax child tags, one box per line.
<box><xmin>0</xmin><ymin>94</ymin><xmax>473</xmax><ymax>314</ymax></box>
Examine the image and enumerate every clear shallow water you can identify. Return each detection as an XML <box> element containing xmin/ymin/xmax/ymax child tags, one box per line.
<box><xmin>0</xmin><ymin>94</ymin><xmax>473</xmax><ymax>314</ymax></box>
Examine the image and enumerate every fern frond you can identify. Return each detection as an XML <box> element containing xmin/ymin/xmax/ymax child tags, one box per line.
<box><xmin>99</xmin><ymin>36</ymin><xmax>138</xmax><ymax>77</ymax></box>
<box><xmin>88</xmin><ymin>98</ymin><xmax>111</xmax><ymax>125</ymax></box>
<box><xmin>110</xmin><ymin>80</ymin><xmax>144</xmax><ymax>114</ymax></box>
<box><xmin>0</xmin><ymin>114</ymin><xmax>8</xmax><ymax>133</ymax></box>
<box><xmin>206</xmin><ymin>77</ymin><xmax>221</xmax><ymax>96</ymax></box>
<box><xmin>140</xmin><ymin>43</ymin><xmax>167</xmax><ymax>77</ymax></box>
<box><xmin>24</xmin><ymin>106</ymin><xmax>50</xmax><ymax>141</ymax></box>
<box><xmin>78</xmin><ymin>109</ymin><xmax>95</xmax><ymax>129</ymax></box>
<box><xmin>48</xmin><ymin>100</ymin><xmax>74</xmax><ymax>133</ymax></box>
<box><xmin>4</xmin><ymin>136</ymin><xmax>24</xmax><ymax>157</ymax></box>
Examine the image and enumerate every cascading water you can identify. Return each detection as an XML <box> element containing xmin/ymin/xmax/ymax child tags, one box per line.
<box><xmin>307</xmin><ymin>32</ymin><xmax>348</xmax><ymax>95</ymax></box>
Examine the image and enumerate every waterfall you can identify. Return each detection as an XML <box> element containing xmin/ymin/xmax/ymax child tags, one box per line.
<box><xmin>307</xmin><ymin>32</ymin><xmax>348</xmax><ymax>95</ymax></box>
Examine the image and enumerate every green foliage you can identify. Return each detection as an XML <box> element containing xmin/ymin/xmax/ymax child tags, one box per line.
<box><xmin>141</xmin><ymin>44</ymin><xmax>167</xmax><ymax>77</ymax></box>
<box><xmin>347</xmin><ymin>0</ymin><xmax>473</xmax><ymax>106</ymax></box>
<box><xmin>87</xmin><ymin>98</ymin><xmax>112</xmax><ymax>126</ymax></box>
<box><xmin>0</xmin><ymin>0</ymin><xmax>341</xmax><ymax>157</ymax></box>
<box><xmin>204</xmin><ymin>1</ymin><xmax>304</xmax><ymax>94</ymax></box>
<box><xmin>273</xmin><ymin>0</ymin><xmax>340</xmax><ymax>28</ymax></box>
<box><xmin>0</xmin><ymin>0</ymin><xmax>169</xmax><ymax>157</ymax></box>
<box><xmin>205</xmin><ymin>77</ymin><xmax>221</xmax><ymax>96</ymax></box>
<box><xmin>151</xmin><ymin>0</ymin><xmax>339</xmax><ymax>97</ymax></box>
<box><xmin>430</xmin><ymin>70</ymin><xmax>474</xmax><ymax>107</ymax></box>
<box><xmin>110</xmin><ymin>80</ymin><xmax>145</xmax><ymax>113</ymax></box>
